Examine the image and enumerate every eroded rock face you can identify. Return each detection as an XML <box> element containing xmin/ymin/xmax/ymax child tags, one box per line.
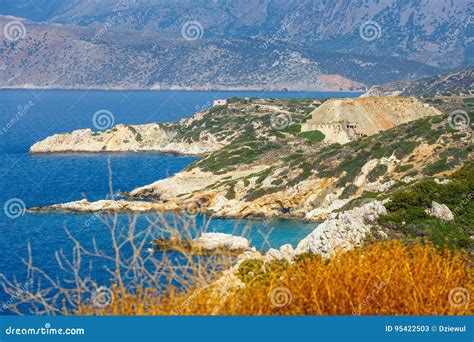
<box><xmin>295</xmin><ymin>201</ymin><xmax>387</xmax><ymax>258</ymax></box>
<box><xmin>301</xmin><ymin>97</ymin><xmax>442</xmax><ymax>144</ymax></box>
<box><xmin>425</xmin><ymin>201</ymin><xmax>454</xmax><ymax>221</ymax></box>
<box><xmin>29</xmin><ymin>123</ymin><xmax>224</xmax><ymax>155</ymax></box>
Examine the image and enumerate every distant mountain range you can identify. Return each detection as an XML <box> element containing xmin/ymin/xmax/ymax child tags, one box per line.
<box><xmin>1</xmin><ymin>0</ymin><xmax>472</xmax><ymax>90</ymax></box>
<box><xmin>364</xmin><ymin>67</ymin><xmax>474</xmax><ymax>97</ymax></box>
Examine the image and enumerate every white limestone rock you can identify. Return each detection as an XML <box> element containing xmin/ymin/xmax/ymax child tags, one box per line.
<box><xmin>296</xmin><ymin>200</ymin><xmax>387</xmax><ymax>258</ymax></box>
<box><xmin>192</xmin><ymin>233</ymin><xmax>250</xmax><ymax>252</ymax></box>
<box><xmin>434</xmin><ymin>178</ymin><xmax>452</xmax><ymax>185</ymax></box>
<box><xmin>28</xmin><ymin>198</ymin><xmax>165</xmax><ymax>213</ymax></box>
<box><xmin>279</xmin><ymin>244</ymin><xmax>295</xmax><ymax>262</ymax></box>
<box><xmin>425</xmin><ymin>201</ymin><xmax>454</xmax><ymax>221</ymax></box>
<box><xmin>263</xmin><ymin>248</ymin><xmax>284</xmax><ymax>263</ymax></box>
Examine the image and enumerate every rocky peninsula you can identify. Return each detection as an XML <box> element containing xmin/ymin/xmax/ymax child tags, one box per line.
<box><xmin>29</xmin><ymin>96</ymin><xmax>466</xmax><ymax>221</ymax></box>
<box><xmin>28</xmin><ymin>96</ymin><xmax>473</xmax><ymax>257</ymax></box>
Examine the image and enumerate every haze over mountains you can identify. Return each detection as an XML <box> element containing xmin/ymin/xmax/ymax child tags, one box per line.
<box><xmin>1</xmin><ymin>0</ymin><xmax>472</xmax><ymax>90</ymax></box>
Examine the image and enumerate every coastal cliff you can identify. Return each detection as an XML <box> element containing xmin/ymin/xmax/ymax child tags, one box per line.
<box><xmin>30</xmin><ymin>98</ymin><xmax>315</xmax><ymax>154</ymax></box>
<box><xmin>28</xmin><ymin>96</ymin><xmax>468</xmax><ymax>223</ymax></box>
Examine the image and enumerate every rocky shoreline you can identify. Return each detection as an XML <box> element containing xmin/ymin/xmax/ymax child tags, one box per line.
<box><xmin>26</xmin><ymin>96</ymin><xmax>472</xmax><ymax>268</ymax></box>
<box><xmin>29</xmin><ymin>124</ymin><xmax>225</xmax><ymax>155</ymax></box>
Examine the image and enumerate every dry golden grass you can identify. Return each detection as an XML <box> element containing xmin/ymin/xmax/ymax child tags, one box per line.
<box><xmin>76</xmin><ymin>240</ymin><xmax>473</xmax><ymax>316</ymax></box>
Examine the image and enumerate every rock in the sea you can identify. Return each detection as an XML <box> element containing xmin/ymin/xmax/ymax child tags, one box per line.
<box><xmin>425</xmin><ymin>201</ymin><xmax>454</xmax><ymax>221</ymax></box>
<box><xmin>28</xmin><ymin>199</ymin><xmax>168</xmax><ymax>214</ymax></box>
<box><xmin>295</xmin><ymin>200</ymin><xmax>387</xmax><ymax>258</ymax></box>
<box><xmin>28</xmin><ymin>198</ymin><xmax>167</xmax><ymax>213</ymax></box>
<box><xmin>192</xmin><ymin>233</ymin><xmax>250</xmax><ymax>252</ymax></box>
<box><xmin>153</xmin><ymin>233</ymin><xmax>250</xmax><ymax>253</ymax></box>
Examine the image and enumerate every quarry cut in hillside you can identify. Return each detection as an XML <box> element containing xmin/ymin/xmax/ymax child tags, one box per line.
<box><xmin>302</xmin><ymin>97</ymin><xmax>442</xmax><ymax>144</ymax></box>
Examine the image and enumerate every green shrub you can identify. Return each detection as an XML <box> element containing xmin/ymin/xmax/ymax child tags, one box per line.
<box><xmin>380</xmin><ymin>161</ymin><xmax>473</xmax><ymax>250</ymax></box>
<box><xmin>285</xmin><ymin>123</ymin><xmax>302</xmax><ymax>134</ymax></box>
<box><xmin>395</xmin><ymin>163</ymin><xmax>413</xmax><ymax>173</ymax></box>
<box><xmin>340</xmin><ymin>184</ymin><xmax>359</xmax><ymax>199</ymax></box>
<box><xmin>367</xmin><ymin>164</ymin><xmax>388</xmax><ymax>182</ymax></box>
<box><xmin>225</xmin><ymin>184</ymin><xmax>236</xmax><ymax>200</ymax></box>
<box><xmin>299</xmin><ymin>130</ymin><xmax>325</xmax><ymax>143</ymax></box>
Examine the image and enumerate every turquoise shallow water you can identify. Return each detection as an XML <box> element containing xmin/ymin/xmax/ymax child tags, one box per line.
<box><xmin>0</xmin><ymin>89</ymin><xmax>361</xmax><ymax>309</ymax></box>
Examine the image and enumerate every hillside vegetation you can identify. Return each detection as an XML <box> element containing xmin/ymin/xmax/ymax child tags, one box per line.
<box><xmin>76</xmin><ymin>240</ymin><xmax>473</xmax><ymax>315</ymax></box>
<box><xmin>128</xmin><ymin>97</ymin><xmax>473</xmax><ymax>230</ymax></box>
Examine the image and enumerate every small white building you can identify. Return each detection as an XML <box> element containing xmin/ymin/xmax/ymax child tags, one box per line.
<box><xmin>213</xmin><ymin>99</ymin><xmax>227</xmax><ymax>106</ymax></box>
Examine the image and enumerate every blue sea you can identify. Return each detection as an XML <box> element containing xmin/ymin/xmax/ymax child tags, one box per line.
<box><xmin>0</xmin><ymin>89</ymin><xmax>360</xmax><ymax>311</ymax></box>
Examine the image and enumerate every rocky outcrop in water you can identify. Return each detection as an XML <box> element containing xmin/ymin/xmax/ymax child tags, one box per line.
<box><xmin>30</xmin><ymin>123</ymin><xmax>224</xmax><ymax>155</ymax></box>
<box><xmin>28</xmin><ymin>199</ymin><xmax>166</xmax><ymax>213</ymax></box>
<box><xmin>153</xmin><ymin>233</ymin><xmax>250</xmax><ymax>253</ymax></box>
